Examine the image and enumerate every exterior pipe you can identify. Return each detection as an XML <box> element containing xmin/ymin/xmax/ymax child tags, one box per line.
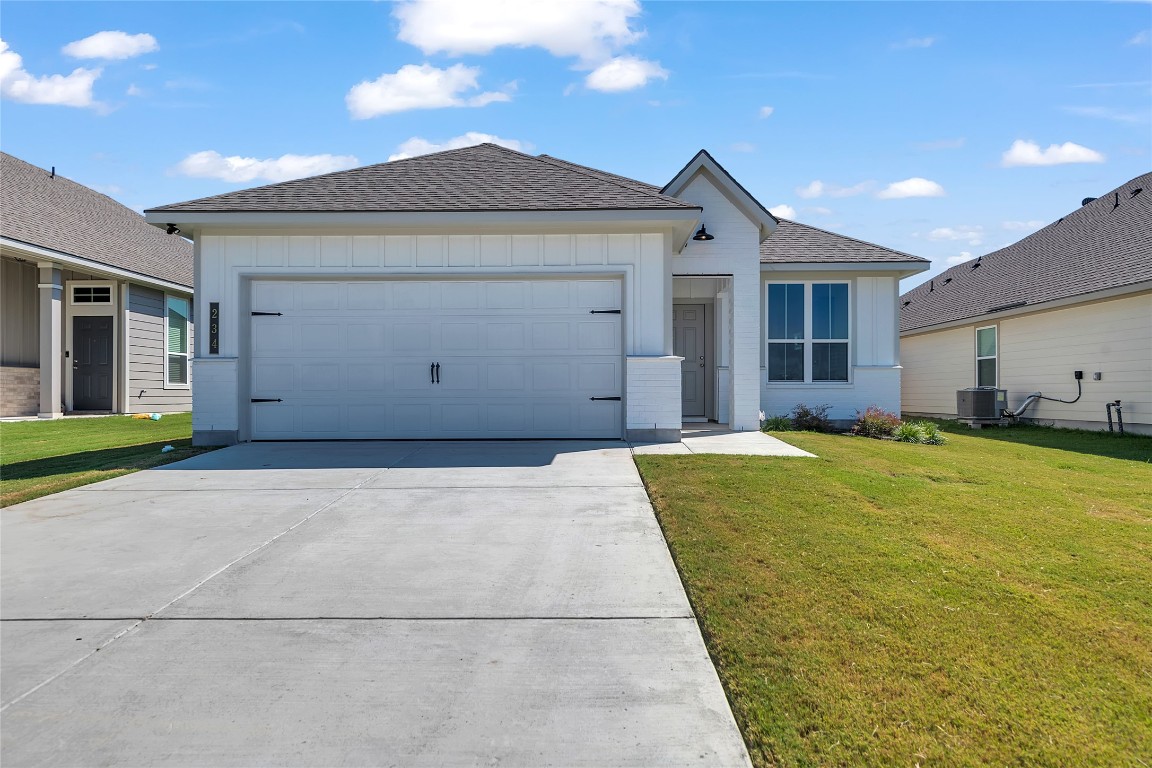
<box><xmin>1106</xmin><ymin>400</ymin><xmax>1124</xmax><ymax>435</ymax></box>
<box><xmin>1107</xmin><ymin>402</ymin><xmax>1115</xmax><ymax>432</ymax></box>
<box><xmin>1115</xmin><ymin>401</ymin><xmax>1124</xmax><ymax>435</ymax></box>
<box><xmin>1006</xmin><ymin>392</ymin><xmax>1042</xmax><ymax>419</ymax></box>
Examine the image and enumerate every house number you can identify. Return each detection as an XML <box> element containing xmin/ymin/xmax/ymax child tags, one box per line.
<box><xmin>209</xmin><ymin>302</ymin><xmax>220</xmax><ymax>354</ymax></box>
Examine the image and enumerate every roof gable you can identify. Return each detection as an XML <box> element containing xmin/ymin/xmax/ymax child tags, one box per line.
<box><xmin>900</xmin><ymin>172</ymin><xmax>1152</xmax><ymax>333</ymax></box>
<box><xmin>1</xmin><ymin>153</ymin><xmax>193</xmax><ymax>287</ymax></box>
<box><xmin>147</xmin><ymin>143</ymin><xmax>699</xmax><ymax>214</ymax></box>
<box><xmin>662</xmin><ymin>149</ymin><xmax>778</xmax><ymax>242</ymax></box>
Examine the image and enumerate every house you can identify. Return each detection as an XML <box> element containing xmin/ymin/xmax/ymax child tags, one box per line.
<box><xmin>1</xmin><ymin>152</ymin><xmax>194</xmax><ymax>418</ymax></box>
<box><xmin>144</xmin><ymin>145</ymin><xmax>928</xmax><ymax>445</ymax></box>
<box><xmin>900</xmin><ymin>172</ymin><xmax>1151</xmax><ymax>435</ymax></box>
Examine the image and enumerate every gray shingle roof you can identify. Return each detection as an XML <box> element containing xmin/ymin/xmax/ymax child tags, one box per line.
<box><xmin>900</xmin><ymin>172</ymin><xmax>1152</xmax><ymax>333</ymax></box>
<box><xmin>147</xmin><ymin>143</ymin><xmax>699</xmax><ymax>214</ymax></box>
<box><xmin>761</xmin><ymin>219</ymin><xmax>927</xmax><ymax>264</ymax></box>
<box><xmin>1</xmin><ymin>153</ymin><xmax>193</xmax><ymax>288</ymax></box>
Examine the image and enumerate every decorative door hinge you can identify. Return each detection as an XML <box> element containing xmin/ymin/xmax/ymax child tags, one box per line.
<box><xmin>251</xmin><ymin>398</ymin><xmax>282</xmax><ymax>403</ymax></box>
<box><xmin>251</xmin><ymin>311</ymin><xmax>282</xmax><ymax>316</ymax></box>
<box><xmin>589</xmin><ymin>396</ymin><xmax>621</xmax><ymax>401</ymax></box>
<box><xmin>589</xmin><ymin>309</ymin><xmax>621</xmax><ymax>314</ymax></box>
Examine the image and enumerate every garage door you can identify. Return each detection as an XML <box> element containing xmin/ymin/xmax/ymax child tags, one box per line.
<box><xmin>249</xmin><ymin>279</ymin><xmax>623</xmax><ymax>440</ymax></box>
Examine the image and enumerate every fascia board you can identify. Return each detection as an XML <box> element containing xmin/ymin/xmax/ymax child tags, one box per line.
<box><xmin>1</xmin><ymin>237</ymin><xmax>193</xmax><ymax>293</ymax></box>
<box><xmin>762</xmin><ymin>260</ymin><xmax>930</xmax><ymax>278</ymax></box>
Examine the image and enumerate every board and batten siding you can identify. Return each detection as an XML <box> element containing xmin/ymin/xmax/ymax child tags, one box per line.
<box><xmin>901</xmin><ymin>291</ymin><xmax>1152</xmax><ymax>433</ymax></box>
<box><xmin>126</xmin><ymin>284</ymin><xmax>193</xmax><ymax>413</ymax></box>
<box><xmin>1</xmin><ymin>256</ymin><xmax>39</xmax><ymax>366</ymax></box>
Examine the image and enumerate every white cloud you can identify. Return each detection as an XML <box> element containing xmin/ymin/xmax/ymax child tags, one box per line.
<box><xmin>730</xmin><ymin>142</ymin><xmax>756</xmax><ymax>153</ymax></box>
<box><xmin>1127</xmin><ymin>30</ymin><xmax>1149</xmax><ymax>46</ymax></box>
<box><xmin>63</xmin><ymin>31</ymin><xmax>158</xmax><ymax>60</ymax></box>
<box><xmin>768</xmin><ymin>204</ymin><xmax>796</xmax><ymax>219</ymax></box>
<box><xmin>174</xmin><ymin>150</ymin><xmax>360</xmax><ymax>183</ymax></box>
<box><xmin>388</xmin><ymin>132</ymin><xmax>531</xmax><ymax>161</ymax></box>
<box><xmin>795</xmin><ymin>179</ymin><xmax>874</xmax><ymax>199</ymax></box>
<box><xmin>927</xmin><ymin>225</ymin><xmax>983</xmax><ymax>245</ymax></box>
<box><xmin>758</xmin><ymin>105</ymin><xmax>774</xmax><ymax>118</ymax></box>
<box><xmin>585</xmin><ymin>56</ymin><xmax>667</xmax><ymax>92</ymax></box>
<box><xmin>346</xmin><ymin>63</ymin><xmax>512</xmax><ymax>119</ymax></box>
<box><xmin>945</xmin><ymin>252</ymin><xmax>975</xmax><ymax>266</ymax></box>
<box><xmin>1002</xmin><ymin>220</ymin><xmax>1044</xmax><ymax>231</ymax></box>
<box><xmin>1001</xmin><ymin>139</ymin><xmax>1106</xmax><ymax>167</ymax></box>
<box><xmin>877</xmin><ymin>177</ymin><xmax>946</xmax><ymax>199</ymax></box>
<box><xmin>126</xmin><ymin>83</ymin><xmax>143</xmax><ymax>97</ymax></box>
<box><xmin>0</xmin><ymin>39</ymin><xmax>102</xmax><ymax>108</ymax></box>
<box><xmin>394</xmin><ymin>0</ymin><xmax>642</xmax><ymax>65</ymax></box>
<box><xmin>891</xmin><ymin>36</ymin><xmax>936</xmax><ymax>49</ymax></box>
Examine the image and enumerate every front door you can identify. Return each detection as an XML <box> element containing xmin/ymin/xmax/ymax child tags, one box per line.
<box><xmin>673</xmin><ymin>304</ymin><xmax>705</xmax><ymax>417</ymax></box>
<box><xmin>73</xmin><ymin>315</ymin><xmax>113</xmax><ymax>410</ymax></box>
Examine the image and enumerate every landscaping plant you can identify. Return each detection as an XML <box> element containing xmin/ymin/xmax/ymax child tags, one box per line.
<box><xmin>789</xmin><ymin>403</ymin><xmax>833</xmax><ymax>432</ymax></box>
<box><xmin>850</xmin><ymin>405</ymin><xmax>902</xmax><ymax>438</ymax></box>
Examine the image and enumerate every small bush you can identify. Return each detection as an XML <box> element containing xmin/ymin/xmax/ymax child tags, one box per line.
<box><xmin>852</xmin><ymin>406</ymin><xmax>902</xmax><ymax>438</ymax></box>
<box><xmin>791</xmin><ymin>403</ymin><xmax>834</xmax><ymax>433</ymax></box>
<box><xmin>761</xmin><ymin>414</ymin><xmax>793</xmax><ymax>432</ymax></box>
<box><xmin>894</xmin><ymin>421</ymin><xmax>928</xmax><ymax>443</ymax></box>
<box><xmin>920</xmin><ymin>421</ymin><xmax>949</xmax><ymax>445</ymax></box>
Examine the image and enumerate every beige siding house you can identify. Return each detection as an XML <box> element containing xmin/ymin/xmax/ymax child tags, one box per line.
<box><xmin>900</xmin><ymin>172</ymin><xmax>1151</xmax><ymax>434</ymax></box>
<box><xmin>0</xmin><ymin>153</ymin><xmax>194</xmax><ymax>418</ymax></box>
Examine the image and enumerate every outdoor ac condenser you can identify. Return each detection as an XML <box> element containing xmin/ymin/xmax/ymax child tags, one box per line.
<box><xmin>957</xmin><ymin>387</ymin><xmax>1007</xmax><ymax>419</ymax></box>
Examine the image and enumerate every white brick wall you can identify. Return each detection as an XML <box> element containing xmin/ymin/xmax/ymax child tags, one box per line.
<box><xmin>625</xmin><ymin>356</ymin><xmax>683</xmax><ymax>432</ymax></box>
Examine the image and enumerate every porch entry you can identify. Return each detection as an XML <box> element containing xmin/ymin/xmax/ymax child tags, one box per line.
<box><xmin>673</xmin><ymin>304</ymin><xmax>706</xmax><ymax>417</ymax></box>
<box><xmin>72</xmin><ymin>315</ymin><xmax>113</xmax><ymax>410</ymax></box>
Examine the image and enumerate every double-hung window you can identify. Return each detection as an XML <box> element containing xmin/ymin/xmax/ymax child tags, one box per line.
<box><xmin>166</xmin><ymin>296</ymin><xmax>191</xmax><ymax>387</ymax></box>
<box><xmin>767</xmin><ymin>282</ymin><xmax>850</xmax><ymax>382</ymax></box>
<box><xmin>976</xmin><ymin>326</ymin><xmax>997</xmax><ymax>387</ymax></box>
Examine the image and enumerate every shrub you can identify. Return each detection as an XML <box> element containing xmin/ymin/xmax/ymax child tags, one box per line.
<box><xmin>761</xmin><ymin>414</ymin><xmax>793</xmax><ymax>432</ymax></box>
<box><xmin>920</xmin><ymin>421</ymin><xmax>949</xmax><ymax>445</ymax></box>
<box><xmin>893</xmin><ymin>421</ymin><xmax>928</xmax><ymax>443</ymax></box>
<box><xmin>852</xmin><ymin>406</ymin><xmax>902</xmax><ymax>438</ymax></box>
<box><xmin>791</xmin><ymin>403</ymin><xmax>834</xmax><ymax>433</ymax></box>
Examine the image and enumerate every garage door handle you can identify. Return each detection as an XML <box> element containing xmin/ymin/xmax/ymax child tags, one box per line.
<box><xmin>589</xmin><ymin>396</ymin><xmax>621</xmax><ymax>401</ymax></box>
<box><xmin>435</xmin><ymin>363</ymin><xmax>440</xmax><ymax>384</ymax></box>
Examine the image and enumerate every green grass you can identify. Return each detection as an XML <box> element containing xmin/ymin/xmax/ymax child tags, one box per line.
<box><xmin>635</xmin><ymin>423</ymin><xmax>1152</xmax><ymax>767</ymax></box>
<box><xmin>0</xmin><ymin>413</ymin><xmax>214</xmax><ymax>506</ymax></box>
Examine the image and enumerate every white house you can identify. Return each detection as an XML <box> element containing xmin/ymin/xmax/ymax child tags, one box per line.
<box><xmin>900</xmin><ymin>172</ymin><xmax>1151</xmax><ymax>434</ymax></box>
<box><xmin>1</xmin><ymin>152</ymin><xmax>194</xmax><ymax>419</ymax></box>
<box><xmin>144</xmin><ymin>145</ymin><xmax>928</xmax><ymax>445</ymax></box>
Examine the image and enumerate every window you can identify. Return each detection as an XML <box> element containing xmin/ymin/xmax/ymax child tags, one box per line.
<box><xmin>72</xmin><ymin>285</ymin><xmax>112</xmax><ymax>304</ymax></box>
<box><xmin>767</xmin><ymin>282</ymin><xmax>849</xmax><ymax>382</ymax></box>
<box><xmin>976</xmin><ymin>326</ymin><xmax>997</xmax><ymax>387</ymax></box>
<box><xmin>166</xmin><ymin>296</ymin><xmax>191</xmax><ymax>386</ymax></box>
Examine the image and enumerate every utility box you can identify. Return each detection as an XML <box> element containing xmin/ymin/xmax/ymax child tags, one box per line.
<box><xmin>957</xmin><ymin>387</ymin><xmax>1007</xmax><ymax>420</ymax></box>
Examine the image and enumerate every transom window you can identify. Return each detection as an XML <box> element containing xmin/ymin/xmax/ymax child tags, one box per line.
<box><xmin>166</xmin><ymin>296</ymin><xmax>191</xmax><ymax>386</ymax></box>
<box><xmin>72</xmin><ymin>285</ymin><xmax>112</xmax><ymax>304</ymax></box>
<box><xmin>766</xmin><ymin>282</ymin><xmax>850</xmax><ymax>382</ymax></box>
<box><xmin>976</xmin><ymin>326</ymin><xmax>997</xmax><ymax>387</ymax></box>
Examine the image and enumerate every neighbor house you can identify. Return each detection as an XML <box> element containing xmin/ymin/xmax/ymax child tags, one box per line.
<box><xmin>144</xmin><ymin>145</ymin><xmax>928</xmax><ymax>445</ymax></box>
<box><xmin>1</xmin><ymin>152</ymin><xmax>194</xmax><ymax>418</ymax></box>
<box><xmin>900</xmin><ymin>172</ymin><xmax>1151</xmax><ymax>434</ymax></box>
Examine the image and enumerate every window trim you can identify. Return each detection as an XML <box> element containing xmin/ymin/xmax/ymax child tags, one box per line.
<box><xmin>765</xmin><ymin>280</ymin><xmax>852</xmax><ymax>384</ymax></box>
<box><xmin>164</xmin><ymin>294</ymin><xmax>192</xmax><ymax>390</ymax></box>
<box><xmin>69</xmin><ymin>281</ymin><xmax>114</xmax><ymax>305</ymax></box>
<box><xmin>975</xmin><ymin>324</ymin><xmax>998</xmax><ymax>388</ymax></box>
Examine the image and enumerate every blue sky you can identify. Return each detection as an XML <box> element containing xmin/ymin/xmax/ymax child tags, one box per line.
<box><xmin>2</xmin><ymin>1</ymin><xmax>1149</xmax><ymax>290</ymax></box>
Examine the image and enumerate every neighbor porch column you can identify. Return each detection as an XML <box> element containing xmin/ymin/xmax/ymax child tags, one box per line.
<box><xmin>37</xmin><ymin>263</ymin><xmax>63</xmax><ymax>419</ymax></box>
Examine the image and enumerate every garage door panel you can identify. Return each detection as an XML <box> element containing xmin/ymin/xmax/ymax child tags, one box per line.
<box><xmin>250</xmin><ymin>279</ymin><xmax>622</xmax><ymax>439</ymax></box>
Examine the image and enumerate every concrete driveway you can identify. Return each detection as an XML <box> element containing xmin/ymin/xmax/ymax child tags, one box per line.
<box><xmin>1</xmin><ymin>441</ymin><xmax>751</xmax><ymax>767</ymax></box>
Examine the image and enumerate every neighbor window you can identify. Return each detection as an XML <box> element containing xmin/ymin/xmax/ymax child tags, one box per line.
<box><xmin>166</xmin><ymin>296</ymin><xmax>191</xmax><ymax>386</ymax></box>
<box><xmin>71</xmin><ymin>285</ymin><xmax>112</xmax><ymax>304</ymax></box>
<box><xmin>976</xmin><ymin>325</ymin><xmax>997</xmax><ymax>387</ymax></box>
<box><xmin>767</xmin><ymin>282</ymin><xmax>850</xmax><ymax>382</ymax></box>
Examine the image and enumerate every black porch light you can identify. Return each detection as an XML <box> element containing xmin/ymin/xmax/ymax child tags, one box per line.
<box><xmin>692</xmin><ymin>225</ymin><xmax>715</xmax><ymax>241</ymax></box>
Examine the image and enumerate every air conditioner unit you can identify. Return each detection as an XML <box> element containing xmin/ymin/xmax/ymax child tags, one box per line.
<box><xmin>957</xmin><ymin>387</ymin><xmax>1007</xmax><ymax>420</ymax></box>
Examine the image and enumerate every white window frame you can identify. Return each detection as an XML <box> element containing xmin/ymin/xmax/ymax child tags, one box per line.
<box><xmin>765</xmin><ymin>281</ymin><xmax>852</xmax><ymax>384</ymax></box>
<box><xmin>164</xmin><ymin>294</ymin><xmax>192</xmax><ymax>389</ymax></box>
<box><xmin>69</xmin><ymin>281</ymin><xmax>114</xmax><ymax>305</ymax></box>
<box><xmin>975</xmin><ymin>325</ymin><xmax>997</xmax><ymax>388</ymax></box>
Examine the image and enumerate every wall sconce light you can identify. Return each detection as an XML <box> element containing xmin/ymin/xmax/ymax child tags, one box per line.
<box><xmin>692</xmin><ymin>226</ymin><xmax>715</xmax><ymax>241</ymax></box>
<box><xmin>166</xmin><ymin>224</ymin><xmax>181</xmax><ymax>235</ymax></box>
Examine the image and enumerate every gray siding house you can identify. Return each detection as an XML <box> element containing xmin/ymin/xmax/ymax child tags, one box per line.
<box><xmin>1</xmin><ymin>153</ymin><xmax>194</xmax><ymax>418</ymax></box>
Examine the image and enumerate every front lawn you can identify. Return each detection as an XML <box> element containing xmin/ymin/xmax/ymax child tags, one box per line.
<box><xmin>0</xmin><ymin>413</ymin><xmax>212</xmax><ymax>507</ymax></box>
<box><xmin>636</xmin><ymin>424</ymin><xmax>1152</xmax><ymax>767</ymax></box>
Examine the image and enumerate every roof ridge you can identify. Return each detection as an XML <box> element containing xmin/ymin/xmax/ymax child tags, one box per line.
<box><xmin>533</xmin><ymin>153</ymin><xmax>697</xmax><ymax>209</ymax></box>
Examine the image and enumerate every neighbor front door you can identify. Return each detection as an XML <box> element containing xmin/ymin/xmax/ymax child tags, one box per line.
<box><xmin>673</xmin><ymin>304</ymin><xmax>706</xmax><ymax>417</ymax></box>
<box><xmin>73</xmin><ymin>315</ymin><xmax>113</xmax><ymax>411</ymax></box>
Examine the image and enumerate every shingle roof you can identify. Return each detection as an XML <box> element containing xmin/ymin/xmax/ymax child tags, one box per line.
<box><xmin>1</xmin><ymin>153</ymin><xmax>193</xmax><ymax>288</ymax></box>
<box><xmin>900</xmin><ymin>172</ymin><xmax>1152</xmax><ymax>333</ymax></box>
<box><xmin>147</xmin><ymin>143</ymin><xmax>699</xmax><ymax>214</ymax></box>
<box><xmin>761</xmin><ymin>219</ymin><xmax>927</xmax><ymax>264</ymax></box>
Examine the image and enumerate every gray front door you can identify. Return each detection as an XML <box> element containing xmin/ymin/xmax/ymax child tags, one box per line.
<box><xmin>673</xmin><ymin>304</ymin><xmax>705</xmax><ymax>417</ymax></box>
<box><xmin>73</xmin><ymin>315</ymin><xmax>113</xmax><ymax>411</ymax></box>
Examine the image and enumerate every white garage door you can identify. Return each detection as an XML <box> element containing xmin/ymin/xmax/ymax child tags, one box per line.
<box><xmin>249</xmin><ymin>279</ymin><xmax>623</xmax><ymax>440</ymax></box>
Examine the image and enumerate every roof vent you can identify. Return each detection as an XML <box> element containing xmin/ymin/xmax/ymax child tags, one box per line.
<box><xmin>1081</xmin><ymin>196</ymin><xmax>1096</xmax><ymax>206</ymax></box>
<box><xmin>1131</xmin><ymin>187</ymin><xmax>1143</xmax><ymax>198</ymax></box>
<box><xmin>902</xmin><ymin>300</ymin><xmax>911</xmax><ymax>307</ymax></box>
<box><xmin>1114</xmin><ymin>192</ymin><xmax>1120</xmax><ymax>209</ymax></box>
<box><xmin>971</xmin><ymin>258</ymin><xmax>982</xmax><ymax>269</ymax></box>
<box><xmin>943</xmin><ymin>277</ymin><xmax>952</xmax><ymax>285</ymax></box>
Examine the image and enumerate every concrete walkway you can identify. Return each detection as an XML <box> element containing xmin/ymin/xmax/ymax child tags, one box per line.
<box><xmin>631</xmin><ymin>423</ymin><xmax>817</xmax><ymax>457</ymax></box>
<box><xmin>1</xmin><ymin>441</ymin><xmax>751</xmax><ymax>767</ymax></box>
